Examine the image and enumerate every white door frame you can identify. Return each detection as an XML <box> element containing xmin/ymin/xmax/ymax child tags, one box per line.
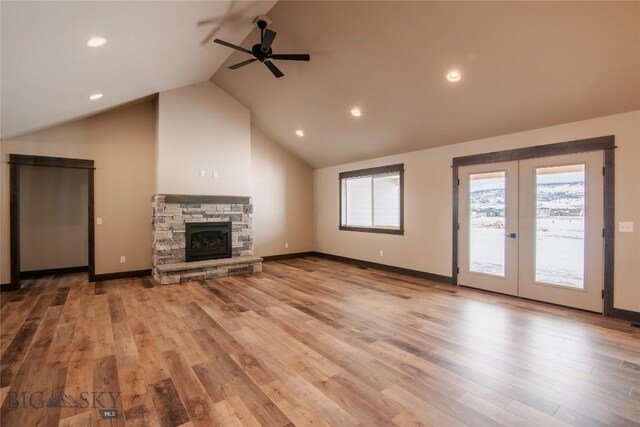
<box><xmin>458</xmin><ymin>161</ymin><xmax>519</xmax><ymax>296</ymax></box>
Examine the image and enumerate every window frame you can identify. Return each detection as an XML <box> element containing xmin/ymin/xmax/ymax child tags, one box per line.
<box><xmin>338</xmin><ymin>163</ymin><xmax>404</xmax><ymax>235</ymax></box>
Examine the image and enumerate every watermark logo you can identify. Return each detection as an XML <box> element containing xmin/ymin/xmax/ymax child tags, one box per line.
<box><xmin>46</xmin><ymin>392</ymin><xmax>81</xmax><ymax>408</ymax></box>
<box><xmin>6</xmin><ymin>391</ymin><xmax>121</xmax><ymax>419</ymax></box>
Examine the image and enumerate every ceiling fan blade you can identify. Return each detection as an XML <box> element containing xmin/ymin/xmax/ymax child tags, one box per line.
<box><xmin>261</xmin><ymin>29</ymin><xmax>277</xmax><ymax>52</ymax></box>
<box><xmin>228</xmin><ymin>58</ymin><xmax>257</xmax><ymax>70</ymax></box>
<box><xmin>271</xmin><ymin>54</ymin><xmax>310</xmax><ymax>61</ymax></box>
<box><xmin>197</xmin><ymin>17</ymin><xmax>222</xmax><ymax>26</ymax></box>
<box><xmin>264</xmin><ymin>60</ymin><xmax>284</xmax><ymax>78</ymax></box>
<box><xmin>201</xmin><ymin>27</ymin><xmax>221</xmax><ymax>45</ymax></box>
<box><xmin>213</xmin><ymin>39</ymin><xmax>252</xmax><ymax>55</ymax></box>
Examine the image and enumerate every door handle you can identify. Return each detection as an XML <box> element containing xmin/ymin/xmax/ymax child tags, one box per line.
<box><xmin>508</xmin><ymin>233</ymin><xmax>517</xmax><ymax>238</ymax></box>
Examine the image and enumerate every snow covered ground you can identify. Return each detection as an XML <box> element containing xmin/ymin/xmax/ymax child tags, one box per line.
<box><xmin>469</xmin><ymin>216</ymin><xmax>584</xmax><ymax>288</ymax></box>
<box><xmin>534</xmin><ymin>216</ymin><xmax>584</xmax><ymax>288</ymax></box>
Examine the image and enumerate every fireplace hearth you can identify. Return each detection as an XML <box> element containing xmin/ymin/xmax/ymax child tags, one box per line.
<box><xmin>185</xmin><ymin>222</ymin><xmax>231</xmax><ymax>262</ymax></box>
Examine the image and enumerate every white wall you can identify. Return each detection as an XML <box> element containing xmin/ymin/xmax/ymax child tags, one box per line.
<box><xmin>251</xmin><ymin>126</ymin><xmax>314</xmax><ymax>256</ymax></box>
<box><xmin>314</xmin><ymin>111</ymin><xmax>640</xmax><ymax>312</ymax></box>
<box><xmin>156</xmin><ymin>81</ymin><xmax>251</xmax><ymax>196</ymax></box>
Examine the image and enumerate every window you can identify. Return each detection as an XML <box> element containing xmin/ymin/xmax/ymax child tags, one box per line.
<box><xmin>339</xmin><ymin>164</ymin><xmax>404</xmax><ymax>234</ymax></box>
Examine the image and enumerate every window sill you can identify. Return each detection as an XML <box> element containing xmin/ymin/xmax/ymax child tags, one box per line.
<box><xmin>339</xmin><ymin>226</ymin><xmax>404</xmax><ymax>235</ymax></box>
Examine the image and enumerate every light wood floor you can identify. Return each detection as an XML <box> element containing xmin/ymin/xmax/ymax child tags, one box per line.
<box><xmin>1</xmin><ymin>257</ymin><xmax>639</xmax><ymax>427</ymax></box>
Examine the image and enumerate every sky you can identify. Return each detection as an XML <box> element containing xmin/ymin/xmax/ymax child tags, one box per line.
<box><xmin>470</xmin><ymin>171</ymin><xmax>585</xmax><ymax>192</ymax></box>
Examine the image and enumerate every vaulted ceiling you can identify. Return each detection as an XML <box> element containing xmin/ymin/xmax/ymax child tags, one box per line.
<box><xmin>2</xmin><ymin>2</ymin><xmax>638</xmax><ymax>169</ymax></box>
<box><xmin>212</xmin><ymin>1</ymin><xmax>640</xmax><ymax>168</ymax></box>
<box><xmin>1</xmin><ymin>0</ymin><xmax>275</xmax><ymax>139</ymax></box>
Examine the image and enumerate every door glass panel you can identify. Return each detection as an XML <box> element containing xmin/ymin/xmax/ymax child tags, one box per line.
<box><xmin>469</xmin><ymin>171</ymin><xmax>506</xmax><ymax>276</ymax></box>
<box><xmin>535</xmin><ymin>164</ymin><xmax>585</xmax><ymax>288</ymax></box>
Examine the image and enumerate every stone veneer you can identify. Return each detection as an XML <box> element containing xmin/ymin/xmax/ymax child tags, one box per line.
<box><xmin>151</xmin><ymin>194</ymin><xmax>258</xmax><ymax>284</ymax></box>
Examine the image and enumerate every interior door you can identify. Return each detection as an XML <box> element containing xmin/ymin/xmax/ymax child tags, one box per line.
<box><xmin>518</xmin><ymin>151</ymin><xmax>604</xmax><ymax>312</ymax></box>
<box><xmin>458</xmin><ymin>161</ymin><xmax>519</xmax><ymax>296</ymax></box>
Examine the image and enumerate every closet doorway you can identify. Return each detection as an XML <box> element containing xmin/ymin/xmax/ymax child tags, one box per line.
<box><xmin>9</xmin><ymin>154</ymin><xmax>95</xmax><ymax>289</ymax></box>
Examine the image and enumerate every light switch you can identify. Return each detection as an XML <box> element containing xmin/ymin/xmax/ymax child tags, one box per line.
<box><xmin>199</xmin><ymin>170</ymin><xmax>206</xmax><ymax>177</ymax></box>
<box><xmin>213</xmin><ymin>171</ymin><xmax>219</xmax><ymax>178</ymax></box>
<box><xmin>96</xmin><ymin>217</ymin><xmax>103</xmax><ymax>225</ymax></box>
<box><xmin>619</xmin><ymin>222</ymin><xmax>634</xmax><ymax>233</ymax></box>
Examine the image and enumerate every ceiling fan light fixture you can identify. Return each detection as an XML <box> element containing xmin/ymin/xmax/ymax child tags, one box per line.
<box><xmin>87</xmin><ymin>37</ymin><xmax>107</xmax><ymax>48</ymax></box>
<box><xmin>295</xmin><ymin>129</ymin><xmax>304</xmax><ymax>137</ymax></box>
<box><xmin>446</xmin><ymin>70</ymin><xmax>462</xmax><ymax>82</ymax></box>
<box><xmin>350</xmin><ymin>107</ymin><xmax>362</xmax><ymax>117</ymax></box>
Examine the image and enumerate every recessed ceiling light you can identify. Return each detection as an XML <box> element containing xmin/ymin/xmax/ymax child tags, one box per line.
<box><xmin>89</xmin><ymin>93</ymin><xmax>103</xmax><ymax>100</ymax></box>
<box><xmin>295</xmin><ymin>129</ymin><xmax>304</xmax><ymax>137</ymax></box>
<box><xmin>350</xmin><ymin>107</ymin><xmax>362</xmax><ymax>117</ymax></box>
<box><xmin>87</xmin><ymin>37</ymin><xmax>107</xmax><ymax>48</ymax></box>
<box><xmin>446</xmin><ymin>70</ymin><xmax>462</xmax><ymax>82</ymax></box>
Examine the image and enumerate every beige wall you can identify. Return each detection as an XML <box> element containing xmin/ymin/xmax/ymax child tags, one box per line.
<box><xmin>314</xmin><ymin>110</ymin><xmax>640</xmax><ymax>312</ymax></box>
<box><xmin>251</xmin><ymin>126</ymin><xmax>314</xmax><ymax>256</ymax></box>
<box><xmin>1</xmin><ymin>101</ymin><xmax>156</xmax><ymax>281</ymax></box>
<box><xmin>156</xmin><ymin>81</ymin><xmax>251</xmax><ymax>196</ymax></box>
<box><xmin>19</xmin><ymin>165</ymin><xmax>88</xmax><ymax>271</ymax></box>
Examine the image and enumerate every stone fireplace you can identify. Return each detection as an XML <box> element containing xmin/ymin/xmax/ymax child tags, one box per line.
<box><xmin>151</xmin><ymin>194</ymin><xmax>262</xmax><ymax>284</ymax></box>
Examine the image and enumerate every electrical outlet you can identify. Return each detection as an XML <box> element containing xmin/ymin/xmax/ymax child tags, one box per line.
<box><xmin>96</xmin><ymin>217</ymin><xmax>103</xmax><ymax>225</ymax></box>
<box><xmin>285</xmin><ymin>243</ymin><xmax>289</xmax><ymax>249</ymax></box>
<box><xmin>379</xmin><ymin>250</ymin><xmax>384</xmax><ymax>257</ymax></box>
<box><xmin>120</xmin><ymin>256</ymin><xmax>126</xmax><ymax>263</ymax></box>
<box><xmin>199</xmin><ymin>169</ymin><xmax>206</xmax><ymax>177</ymax></box>
<box><xmin>619</xmin><ymin>222</ymin><xmax>634</xmax><ymax>233</ymax></box>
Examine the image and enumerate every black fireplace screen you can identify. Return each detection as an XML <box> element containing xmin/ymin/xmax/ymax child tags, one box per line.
<box><xmin>185</xmin><ymin>222</ymin><xmax>232</xmax><ymax>262</ymax></box>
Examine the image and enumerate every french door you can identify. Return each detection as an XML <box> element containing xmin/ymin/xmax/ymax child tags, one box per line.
<box><xmin>458</xmin><ymin>151</ymin><xmax>604</xmax><ymax>312</ymax></box>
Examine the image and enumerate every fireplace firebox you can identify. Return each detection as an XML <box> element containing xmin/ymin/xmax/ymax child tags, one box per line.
<box><xmin>185</xmin><ymin>222</ymin><xmax>232</xmax><ymax>262</ymax></box>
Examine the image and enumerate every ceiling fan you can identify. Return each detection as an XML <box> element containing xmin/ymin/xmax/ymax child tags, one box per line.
<box><xmin>213</xmin><ymin>18</ymin><xmax>310</xmax><ymax>78</ymax></box>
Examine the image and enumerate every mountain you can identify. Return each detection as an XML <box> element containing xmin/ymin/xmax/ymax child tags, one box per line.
<box><xmin>470</xmin><ymin>181</ymin><xmax>584</xmax><ymax>214</ymax></box>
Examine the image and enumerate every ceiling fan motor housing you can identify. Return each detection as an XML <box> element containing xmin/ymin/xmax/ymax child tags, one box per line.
<box><xmin>252</xmin><ymin>44</ymin><xmax>272</xmax><ymax>62</ymax></box>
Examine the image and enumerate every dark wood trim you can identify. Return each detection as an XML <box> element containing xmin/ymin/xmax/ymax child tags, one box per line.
<box><xmin>0</xmin><ymin>282</ymin><xmax>20</xmax><ymax>292</ymax></box>
<box><xmin>339</xmin><ymin>173</ymin><xmax>343</xmax><ymax>232</ymax></box>
<box><xmin>612</xmin><ymin>308</ymin><xmax>640</xmax><ymax>323</ymax></box>
<box><xmin>603</xmin><ymin>148</ymin><xmax>615</xmax><ymax>317</ymax></box>
<box><xmin>338</xmin><ymin>163</ymin><xmax>404</xmax><ymax>235</ymax></box>
<box><xmin>399</xmin><ymin>165</ymin><xmax>405</xmax><ymax>233</ymax></box>
<box><xmin>9</xmin><ymin>155</ymin><xmax>96</xmax><ymax>290</ymax></box>
<box><xmin>262</xmin><ymin>252</ymin><xmax>317</xmax><ymax>262</ymax></box>
<box><xmin>338</xmin><ymin>163</ymin><xmax>404</xmax><ymax>179</ymax></box>
<box><xmin>92</xmin><ymin>269</ymin><xmax>152</xmax><ymax>282</ymax></box>
<box><xmin>338</xmin><ymin>226</ymin><xmax>404</xmax><ymax>235</ymax></box>
<box><xmin>20</xmin><ymin>266</ymin><xmax>88</xmax><ymax>279</ymax></box>
<box><xmin>451</xmin><ymin>136</ymin><xmax>616</xmax><ymax>317</ymax></box>
<box><xmin>452</xmin><ymin>165</ymin><xmax>459</xmax><ymax>287</ymax></box>
<box><xmin>313</xmin><ymin>252</ymin><xmax>453</xmax><ymax>285</ymax></box>
<box><xmin>158</xmin><ymin>194</ymin><xmax>251</xmax><ymax>205</ymax></box>
<box><xmin>10</xmin><ymin>163</ymin><xmax>20</xmax><ymax>290</ymax></box>
<box><xmin>9</xmin><ymin>154</ymin><xmax>95</xmax><ymax>170</ymax></box>
<box><xmin>88</xmin><ymin>168</ymin><xmax>96</xmax><ymax>282</ymax></box>
<box><xmin>452</xmin><ymin>135</ymin><xmax>615</xmax><ymax>167</ymax></box>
